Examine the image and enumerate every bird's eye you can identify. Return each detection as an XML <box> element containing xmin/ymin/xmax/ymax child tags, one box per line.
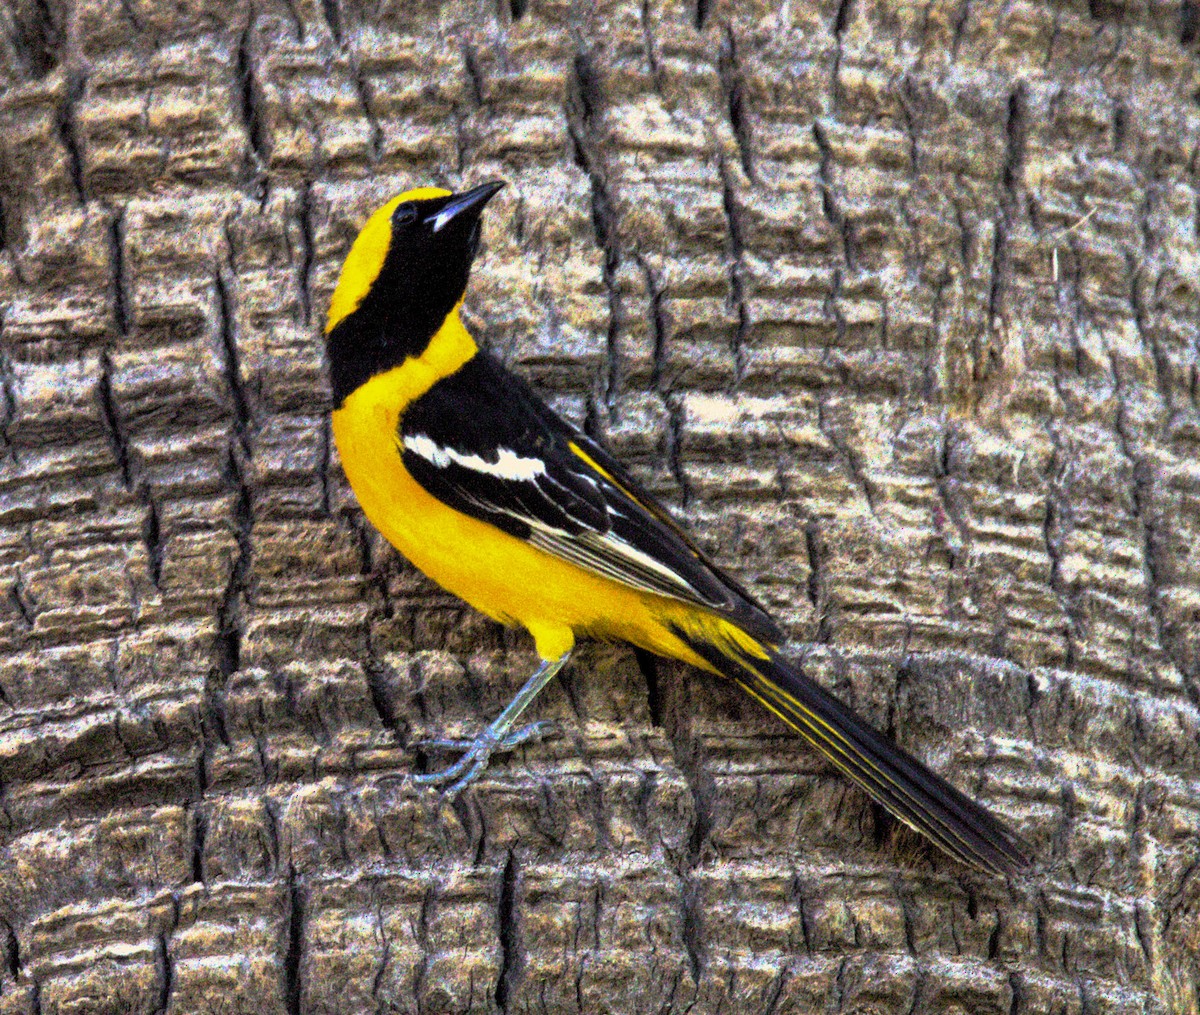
<box><xmin>393</xmin><ymin>203</ymin><xmax>418</xmax><ymax>226</ymax></box>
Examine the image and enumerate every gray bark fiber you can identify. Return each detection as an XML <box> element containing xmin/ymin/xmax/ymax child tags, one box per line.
<box><xmin>2</xmin><ymin>0</ymin><xmax>1199</xmax><ymax>1011</ymax></box>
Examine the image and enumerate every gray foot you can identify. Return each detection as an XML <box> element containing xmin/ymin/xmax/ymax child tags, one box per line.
<box><xmin>410</xmin><ymin>719</ymin><xmax>557</xmax><ymax>799</ymax></box>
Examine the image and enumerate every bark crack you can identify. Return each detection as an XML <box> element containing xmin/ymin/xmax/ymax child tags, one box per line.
<box><xmin>830</xmin><ymin>0</ymin><xmax>852</xmax><ymax>111</ymax></box>
<box><xmin>804</xmin><ymin>520</ymin><xmax>831</xmax><ymax>643</ymax></box>
<box><xmin>108</xmin><ymin>208</ymin><xmax>130</xmax><ymax>336</ymax></box>
<box><xmin>1128</xmin><ymin>175</ymin><xmax>1170</xmax><ymax>405</ymax></box>
<box><xmin>284</xmin><ymin>868</ymin><xmax>305</xmax><ymax>1015</ymax></box>
<box><xmin>566</xmin><ymin>50</ymin><xmax>622</xmax><ymax>410</ymax></box>
<box><xmin>352</xmin><ymin>64</ymin><xmax>383</xmax><ymax>162</ymax></box>
<box><xmin>151</xmin><ymin>896</ymin><xmax>180</xmax><ymax>1015</ymax></box>
<box><xmin>235</xmin><ymin>21</ymin><xmax>270</xmax><ymax>194</ymax></box>
<box><xmin>636</xmin><ymin>255</ymin><xmax>667</xmax><ymax>392</ymax></box>
<box><xmin>190</xmin><ymin>805</ymin><xmax>208</xmax><ymax>883</ymax></box>
<box><xmin>317</xmin><ymin>413</ymin><xmax>332</xmax><ymax>515</ymax></box>
<box><xmin>410</xmin><ymin>880</ymin><xmax>436</xmax><ymax>1014</ymax></box>
<box><xmin>215</xmin><ymin>266</ymin><xmax>252</xmax><ymax>453</ymax></box>
<box><xmin>56</xmin><ymin>70</ymin><xmax>87</xmax><ymax>204</ymax></box>
<box><xmin>718</xmin><ymin>27</ymin><xmax>753</xmax><ymax>181</ymax></box>
<box><xmin>97</xmin><ymin>350</ymin><xmax>133</xmax><ymax>489</ymax></box>
<box><xmin>11</xmin><ymin>0</ymin><xmax>64</xmax><ymax>79</ymax></box>
<box><xmin>462</xmin><ymin>43</ymin><xmax>485</xmax><ymax>106</ymax></box>
<box><xmin>98</xmin><ymin>349</ymin><xmax>163</xmax><ymax>589</ymax></box>
<box><xmin>680</xmin><ymin>871</ymin><xmax>705</xmax><ymax>986</ymax></box>
<box><xmin>988</xmin><ymin>83</ymin><xmax>1027</xmax><ymax>336</ymax></box>
<box><xmin>371</xmin><ymin>893</ymin><xmax>393</xmax><ymax>1007</ymax></box>
<box><xmin>0</xmin><ymin>335</ymin><xmax>14</xmax><ymax>461</ymax></box>
<box><xmin>816</xmin><ymin>395</ymin><xmax>876</xmax><ymax>515</ymax></box>
<box><xmin>3</xmin><ymin>921</ymin><xmax>20</xmax><ymax>981</ymax></box>
<box><xmin>790</xmin><ymin>876</ymin><xmax>813</xmax><ymax>955</ymax></box>
<box><xmin>364</xmin><ymin>656</ymin><xmax>399</xmax><ymax>736</ymax></box>
<box><xmin>494</xmin><ymin>850</ymin><xmax>524</xmax><ymax>1013</ymax></box>
<box><xmin>813</xmin><ymin>121</ymin><xmax>855</xmax><ymax>272</ymax></box>
<box><xmin>297</xmin><ymin>181</ymin><xmax>314</xmax><ymax>326</ymax></box>
<box><xmin>1183</xmin><ymin>1</ymin><xmax>1200</xmax><ymax>44</ymax></box>
<box><xmin>141</xmin><ymin>484</ymin><xmax>164</xmax><ymax>589</ymax></box>
<box><xmin>210</xmin><ymin>442</ymin><xmax>253</xmax><ymax>747</ymax></box>
<box><xmin>633</xmin><ymin>647</ymin><xmax>664</xmax><ymax>728</ymax></box>
<box><xmin>718</xmin><ymin>160</ymin><xmax>749</xmax><ymax>385</ymax></box>
<box><xmin>321</xmin><ymin>0</ymin><xmax>342</xmax><ymax>44</ymax></box>
<box><xmin>640</xmin><ymin>0</ymin><xmax>660</xmax><ymax>83</ymax></box>
<box><xmin>664</xmin><ymin>396</ymin><xmax>692</xmax><ymax>508</ymax></box>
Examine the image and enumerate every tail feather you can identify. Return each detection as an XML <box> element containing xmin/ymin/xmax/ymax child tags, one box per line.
<box><xmin>679</xmin><ymin>635</ymin><xmax>1032</xmax><ymax>876</ymax></box>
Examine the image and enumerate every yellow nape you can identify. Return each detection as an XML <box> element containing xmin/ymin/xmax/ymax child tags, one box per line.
<box><xmin>325</xmin><ymin>186</ymin><xmax>453</xmax><ymax>334</ymax></box>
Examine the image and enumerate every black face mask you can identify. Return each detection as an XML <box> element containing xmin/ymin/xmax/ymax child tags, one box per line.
<box><xmin>326</xmin><ymin>182</ymin><xmax>504</xmax><ymax>406</ymax></box>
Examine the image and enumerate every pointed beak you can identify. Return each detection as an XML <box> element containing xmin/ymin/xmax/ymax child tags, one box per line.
<box><xmin>429</xmin><ymin>180</ymin><xmax>506</xmax><ymax>233</ymax></box>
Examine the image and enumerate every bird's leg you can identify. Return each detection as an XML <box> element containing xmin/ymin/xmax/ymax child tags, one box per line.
<box><xmin>410</xmin><ymin>650</ymin><xmax>571</xmax><ymax>799</ymax></box>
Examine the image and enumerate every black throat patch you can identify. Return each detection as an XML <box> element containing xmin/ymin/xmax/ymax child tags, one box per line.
<box><xmin>326</xmin><ymin>198</ymin><xmax>479</xmax><ymax>407</ymax></box>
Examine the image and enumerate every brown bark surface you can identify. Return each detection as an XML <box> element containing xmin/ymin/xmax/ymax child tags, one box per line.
<box><xmin>2</xmin><ymin>0</ymin><xmax>1200</xmax><ymax>1011</ymax></box>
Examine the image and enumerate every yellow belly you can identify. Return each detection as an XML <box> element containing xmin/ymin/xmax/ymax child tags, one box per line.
<box><xmin>330</xmin><ymin>317</ymin><xmax>722</xmax><ymax>665</ymax></box>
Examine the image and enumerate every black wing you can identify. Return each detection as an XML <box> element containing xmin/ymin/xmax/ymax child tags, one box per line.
<box><xmin>399</xmin><ymin>351</ymin><xmax>781</xmax><ymax>644</ymax></box>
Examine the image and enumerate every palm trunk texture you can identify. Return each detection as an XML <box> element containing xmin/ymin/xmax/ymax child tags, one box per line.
<box><xmin>2</xmin><ymin>0</ymin><xmax>1199</xmax><ymax>1012</ymax></box>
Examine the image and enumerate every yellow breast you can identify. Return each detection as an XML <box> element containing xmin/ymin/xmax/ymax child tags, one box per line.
<box><xmin>331</xmin><ymin>312</ymin><xmax>728</xmax><ymax>666</ymax></box>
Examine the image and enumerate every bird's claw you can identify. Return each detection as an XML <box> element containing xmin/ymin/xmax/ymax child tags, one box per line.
<box><xmin>407</xmin><ymin>719</ymin><xmax>557</xmax><ymax>799</ymax></box>
<box><xmin>413</xmin><ymin>719</ymin><xmax>556</xmax><ymax>755</ymax></box>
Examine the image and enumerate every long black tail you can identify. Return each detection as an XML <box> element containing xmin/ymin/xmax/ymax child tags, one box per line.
<box><xmin>681</xmin><ymin>635</ymin><xmax>1032</xmax><ymax>876</ymax></box>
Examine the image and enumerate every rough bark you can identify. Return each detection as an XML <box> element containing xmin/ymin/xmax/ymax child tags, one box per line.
<box><xmin>1</xmin><ymin>0</ymin><xmax>1199</xmax><ymax>1012</ymax></box>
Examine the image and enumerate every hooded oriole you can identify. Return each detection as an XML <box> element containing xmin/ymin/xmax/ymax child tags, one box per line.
<box><xmin>325</xmin><ymin>181</ymin><xmax>1031</xmax><ymax>875</ymax></box>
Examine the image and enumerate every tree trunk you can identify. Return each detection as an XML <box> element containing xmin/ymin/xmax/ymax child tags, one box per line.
<box><xmin>1</xmin><ymin>0</ymin><xmax>1198</xmax><ymax>1012</ymax></box>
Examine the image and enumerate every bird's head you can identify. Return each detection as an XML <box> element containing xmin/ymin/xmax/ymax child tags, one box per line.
<box><xmin>325</xmin><ymin>180</ymin><xmax>505</xmax><ymax>405</ymax></box>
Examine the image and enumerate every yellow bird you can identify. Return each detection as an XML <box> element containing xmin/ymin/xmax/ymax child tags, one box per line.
<box><xmin>326</xmin><ymin>181</ymin><xmax>1032</xmax><ymax>875</ymax></box>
